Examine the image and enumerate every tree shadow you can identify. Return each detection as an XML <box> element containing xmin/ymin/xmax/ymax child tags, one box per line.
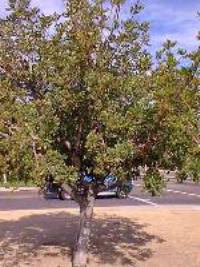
<box><xmin>0</xmin><ymin>211</ymin><xmax>165</xmax><ymax>266</ymax></box>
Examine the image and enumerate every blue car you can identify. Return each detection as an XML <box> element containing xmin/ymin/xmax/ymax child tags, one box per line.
<box><xmin>82</xmin><ymin>174</ymin><xmax>133</xmax><ymax>198</ymax></box>
<box><xmin>43</xmin><ymin>174</ymin><xmax>133</xmax><ymax>200</ymax></box>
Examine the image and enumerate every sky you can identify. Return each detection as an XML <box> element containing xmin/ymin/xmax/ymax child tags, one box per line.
<box><xmin>0</xmin><ymin>0</ymin><xmax>199</xmax><ymax>54</ymax></box>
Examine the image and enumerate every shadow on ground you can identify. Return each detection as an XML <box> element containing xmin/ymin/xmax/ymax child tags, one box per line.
<box><xmin>0</xmin><ymin>212</ymin><xmax>164</xmax><ymax>267</ymax></box>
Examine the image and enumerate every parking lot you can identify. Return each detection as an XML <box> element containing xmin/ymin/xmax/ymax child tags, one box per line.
<box><xmin>0</xmin><ymin>180</ymin><xmax>199</xmax><ymax>211</ymax></box>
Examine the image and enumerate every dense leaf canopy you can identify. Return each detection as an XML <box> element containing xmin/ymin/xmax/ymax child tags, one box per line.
<box><xmin>0</xmin><ymin>0</ymin><xmax>199</xmax><ymax>196</ymax></box>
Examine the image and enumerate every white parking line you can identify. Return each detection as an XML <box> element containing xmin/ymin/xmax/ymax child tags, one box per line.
<box><xmin>165</xmin><ymin>189</ymin><xmax>200</xmax><ymax>198</ymax></box>
<box><xmin>128</xmin><ymin>196</ymin><xmax>158</xmax><ymax>206</ymax></box>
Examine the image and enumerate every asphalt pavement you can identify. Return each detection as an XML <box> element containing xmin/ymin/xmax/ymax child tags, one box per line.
<box><xmin>0</xmin><ymin>181</ymin><xmax>200</xmax><ymax>211</ymax></box>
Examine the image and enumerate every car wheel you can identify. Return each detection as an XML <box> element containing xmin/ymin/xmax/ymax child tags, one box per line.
<box><xmin>116</xmin><ymin>188</ymin><xmax>128</xmax><ymax>199</ymax></box>
<box><xmin>58</xmin><ymin>190</ymin><xmax>70</xmax><ymax>200</ymax></box>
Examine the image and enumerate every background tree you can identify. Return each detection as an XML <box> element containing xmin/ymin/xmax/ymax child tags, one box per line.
<box><xmin>0</xmin><ymin>0</ymin><xmax>59</xmax><ymax>185</ymax></box>
<box><xmin>0</xmin><ymin>1</ymin><xmax>199</xmax><ymax>266</ymax></box>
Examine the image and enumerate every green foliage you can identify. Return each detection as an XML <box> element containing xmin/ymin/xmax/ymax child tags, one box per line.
<box><xmin>0</xmin><ymin>178</ymin><xmax>36</xmax><ymax>188</ymax></box>
<box><xmin>182</xmin><ymin>147</ymin><xmax>200</xmax><ymax>183</ymax></box>
<box><xmin>144</xmin><ymin>168</ymin><xmax>166</xmax><ymax>196</ymax></box>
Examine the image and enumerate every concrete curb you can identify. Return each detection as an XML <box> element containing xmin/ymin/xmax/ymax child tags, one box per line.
<box><xmin>0</xmin><ymin>187</ymin><xmax>39</xmax><ymax>192</ymax></box>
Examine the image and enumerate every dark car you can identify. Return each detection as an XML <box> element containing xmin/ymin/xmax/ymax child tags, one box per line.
<box><xmin>42</xmin><ymin>174</ymin><xmax>133</xmax><ymax>200</ymax></box>
<box><xmin>42</xmin><ymin>176</ymin><xmax>70</xmax><ymax>200</ymax></box>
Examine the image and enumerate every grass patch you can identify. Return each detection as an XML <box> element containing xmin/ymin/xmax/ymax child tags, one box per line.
<box><xmin>0</xmin><ymin>179</ymin><xmax>37</xmax><ymax>188</ymax></box>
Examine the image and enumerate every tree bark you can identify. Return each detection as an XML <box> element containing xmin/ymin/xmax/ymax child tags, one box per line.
<box><xmin>72</xmin><ymin>192</ymin><xmax>95</xmax><ymax>267</ymax></box>
<box><xmin>3</xmin><ymin>173</ymin><xmax>7</xmax><ymax>184</ymax></box>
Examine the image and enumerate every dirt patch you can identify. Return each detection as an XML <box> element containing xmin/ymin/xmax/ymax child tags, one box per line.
<box><xmin>0</xmin><ymin>207</ymin><xmax>200</xmax><ymax>267</ymax></box>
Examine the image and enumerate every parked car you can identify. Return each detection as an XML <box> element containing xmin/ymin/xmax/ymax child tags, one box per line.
<box><xmin>42</xmin><ymin>174</ymin><xmax>133</xmax><ymax>200</ymax></box>
<box><xmin>83</xmin><ymin>174</ymin><xmax>133</xmax><ymax>198</ymax></box>
<box><xmin>42</xmin><ymin>176</ymin><xmax>70</xmax><ymax>200</ymax></box>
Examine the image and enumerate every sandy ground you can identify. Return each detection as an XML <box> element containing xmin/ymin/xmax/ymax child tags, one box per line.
<box><xmin>0</xmin><ymin>206</ymin><xmax>200</xmax><ymax>267</ymax></box>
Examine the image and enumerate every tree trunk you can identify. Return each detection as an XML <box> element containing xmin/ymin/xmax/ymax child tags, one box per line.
<box><xmin>72</xmin><ymin>193</ymin><xmax>95</xmax><ymax>267</ymax></box>
<box><xmin>3</xmin><ymin>173</ymin><xmax>7</xmax><ymax>184</ymax></box>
